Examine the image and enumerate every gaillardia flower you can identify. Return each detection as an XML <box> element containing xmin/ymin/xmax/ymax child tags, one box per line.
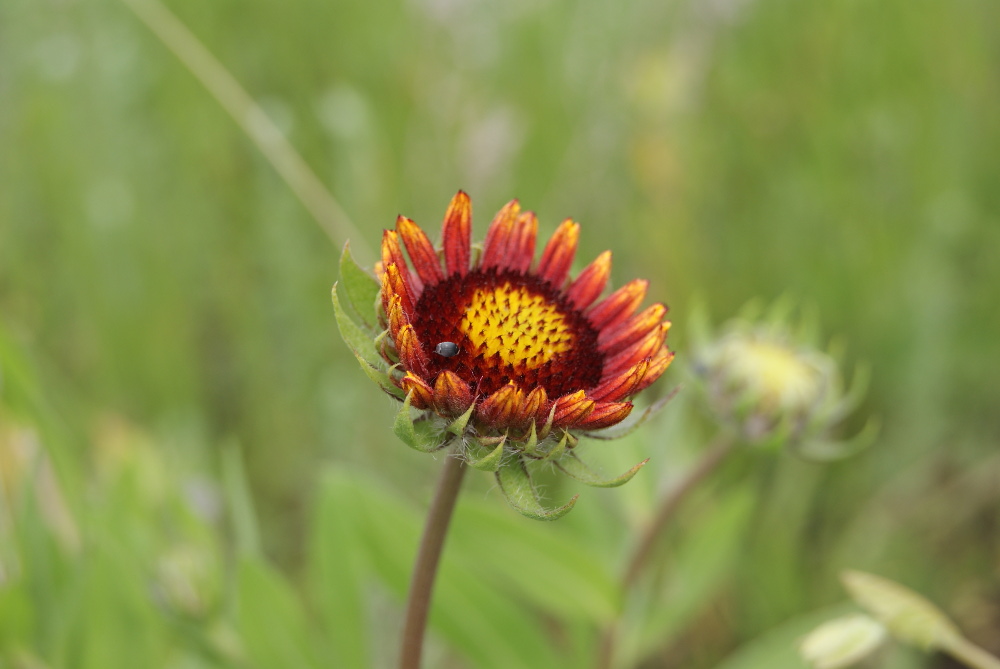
<box><xmin>333</xmin><ymin>192</ymin><xmax>673</xmax><ymax>519</ymax></box>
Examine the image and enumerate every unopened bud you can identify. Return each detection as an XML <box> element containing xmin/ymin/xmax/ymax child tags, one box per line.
<box><xmin>841</xmin><ymin>570</ymin><xmax>962</xmax><ymax>651</ymax></box>
<box><xmin>799</xmin><ymin>614</ymin><xmax>887</xmax><ymax>669</ymax></box>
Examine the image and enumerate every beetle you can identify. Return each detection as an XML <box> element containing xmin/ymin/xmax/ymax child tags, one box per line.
<box><xmin>435</xmin><ymin>341</ymin><xmax>460</xmax><ymax>357</ymax></box>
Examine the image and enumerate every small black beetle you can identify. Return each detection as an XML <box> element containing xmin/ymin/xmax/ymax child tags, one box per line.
<box><xmin>435</xmin><ymin>341</ymin><xmax>460</xmax><ymax>357</ymax></box>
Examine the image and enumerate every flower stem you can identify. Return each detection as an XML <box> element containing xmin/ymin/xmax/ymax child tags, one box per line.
<box><xmin>947</xmin><ymin>637</ymin><xmax>1000</xmax><ymax>669</ymax></box>
<box><xmin>596</xmin><ymin>433</ymin><xmax>736</xmax><ymax>669</ymax></box>
<box><xmin>399</xmin><ymin>452</ymin><xmax>467</xmax><ymax>669</ymax></box>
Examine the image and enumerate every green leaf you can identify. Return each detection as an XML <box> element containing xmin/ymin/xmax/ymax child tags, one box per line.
<box><xmin>221</xmin><ymin>444</ymin><xmax>261</xmax><ymax>558</ymax></box>
<box><xmin>306</xmin><ymin>468</ymin><xmax>371</xmax><ymax>669</ymax></box>
<box><xmin>338</xmin><ymin>241</ymin><xmax>381</xmax><ymax>331</ymax></box>
<box><xmin>466</xmin><ymin>437</ymin><xmax>506</xmax><ymax>472</ymax></box>
<box><xmin>452</xmin><ymin>498</ymin><xmax>619</xmax><ymax>623</ymax></box>
<box><xmin>555</xmin><ymin>452</ymin><xmax>649</xmax><ymax>488</ymax></box>
<box><xmin>331</xmin><ymin>282</ymin><xmax>382</xmax><ymax>369</ymax></box>
<box><xmin>496</xmin><ymin>457</ymin><xmax>578</xmax><ymax>521</ymax></box>
<box><xmin>236</xmin><ymin>557</ymin><xmax>321</xmax><ymax>669</ymax></box>
<box><xmin>393</xmin><ymin>392</ymin><xmax>448</xmax><ymax>452</ymax></box>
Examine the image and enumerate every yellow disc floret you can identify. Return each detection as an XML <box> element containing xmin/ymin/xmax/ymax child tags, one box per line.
<box><xmin>460</xmin><ymin>282</ymin><xmax>574</xmax><ymax>369</ymax></box>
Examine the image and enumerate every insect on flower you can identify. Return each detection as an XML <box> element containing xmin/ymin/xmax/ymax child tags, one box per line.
<box><xmin>332</xmin><ymin>191</ymin><xmax>674</xmax><ymax>518</ymax></box>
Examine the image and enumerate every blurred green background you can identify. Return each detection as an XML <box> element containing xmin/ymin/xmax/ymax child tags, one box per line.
<box><xmin>2</xmin><ymin>0</ymin><xmax>999</xmax><ymax>667</ymax></box>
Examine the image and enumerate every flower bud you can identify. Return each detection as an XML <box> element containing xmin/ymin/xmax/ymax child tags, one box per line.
<box><xmin>841</xmin><ymin>570</ymin><xmax>962</xmax><ymax>651</ymax></box>
<box><xmin>799</xmin><ymin>614</ymin><xmax>887</xmax><ymax>669</ymax></box>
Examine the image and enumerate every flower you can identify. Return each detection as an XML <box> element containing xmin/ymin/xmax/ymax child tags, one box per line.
<box><xmin>378</xmin><ymin>191</ymin><xmax>672</xmax><ymax>437</ymax></box>
<box><xmin>333</xmin><ymin>191</ymin><xmax>673</xmax><ymax>518</ymax></box>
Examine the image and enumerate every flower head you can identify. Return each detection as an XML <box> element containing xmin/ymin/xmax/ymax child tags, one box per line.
<box><xmin>379</xmin><ymin>191</ymin><xmax>672</xmax><ymax>437</ymax></box>
<box><xmin>691</xmin><ymin>301</ymin><xmax>875</xmax><ymax>457</ymax></box>
<box><xmin>333</xmin><ymin>192</ymin><xmax>673</xmax><ymax>518</ymax></box>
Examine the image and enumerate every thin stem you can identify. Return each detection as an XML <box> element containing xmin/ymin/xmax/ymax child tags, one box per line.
<box><xmin>119</xmin><ymin>0</ymin><xmax>373</xmax><ymax>261</ymax></box>
<box><xmin>399</xmin><ymin>452</ymin><xmax>468</xmax><ymax>669</ymax></box>
<box><xmin>947</xmin><ymin>637</ymin><xmax>1000</xmax><ymax>669</ymax></box>
<box><xmin>596</xmin><ymin>433</ymin><xmax>736</xmax><ymax>669</ymax></box>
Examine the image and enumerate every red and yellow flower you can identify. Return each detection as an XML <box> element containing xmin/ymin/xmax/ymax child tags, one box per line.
<box><xmin>378</xmin><ymin>191</ymin><xmax>672</xmax><ymax>436</ymax></box>
<box><xmin>333</xmin><ymin>192</ymin><xmax>674</xmax><ymax>518</ymax></box>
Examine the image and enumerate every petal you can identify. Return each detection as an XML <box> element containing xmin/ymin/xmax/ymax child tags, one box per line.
<box><xmin>552</xmin><ymin>390</ymin><xmax>596</xmax><ymax>428</ymax></box>
<box><xmin>602</xmin><ymin>323</ymin><xmax>669</xmax><ymax>378</ymax></box>
<box><xmin>588</xmin><ymin>279</ymin><xmax>648</xmax><ymax>330</ymax></box>
<box><xmin>590</xmin><ymin>359</ymin><xmax>649</xmax><ymax>402</ymax></box>
<box><xmin>396</xmin><ymin>324</ymin><xmax>430</xmax><ymax>377</ymax></box>
<box><xmin>480</xmin><ymin>200</ymin><xmax>521</xmax><ymax>269</ymax></box>
<box><xmin>383</xmin><ymin>263</ymin><xmax>416</xmax><ymax>320</ymax></box>
<box><xmin>397</xmin><ymin>216</ymin><xmax>444</xmax><ymax>285</ymax></box>
<box><xmin>514</xmin><ymin>386</ymin><xmax>548</xmax><ymax>426</ymax></box>
<box><xmin>506</xmin><ymin>211</ymin><xmax>538</xmax><ymax>274</ymax></box>
<box><xmin>566</xmin><ymin>250</ymin><xmax>612</xmax><ymax>310</ymax></box>
<box><xmin>575</xmin><ymin>402</ymin><xmax>634</xmax><ymax>431</ymax></box>
<box><xmin>381</xmin><ymin>230</ymin><xmax>421</xmax><ymax>295</ymax></box>
<box><xmin>480</xmin><ymin>201</ymin><xmax>521</xmax><ymax>270</ymax></box>
<box><xmin>433</xmin><ymin>370</ymin><xmax>473</xmax><ymax>416</ymax></box>
<box><xmin>631</xmin><ymin>347</ymin><xmax>674</xmax><ymax>395</ymax></box>
<box><xmin>599</xmin><ymin>303</ymin><xmax>668</xmax><ymax>353</ymax></box>
<box><xmin>537</xmin><ymin>219</ymin><xmax>579</xmax><ymax>288</ymax></box>
<box><xmin>476</xmin><ymin>382</ymin><xmax>524</xmax><ymax>427</ymax></box>
<box><xmin>385</xmin><ymin>293</ymin><xmax>410</xmax><ymax>340</ymax></box>
<box><xmin>400</xmin><ymin>372</ymin><xmax>434</xmax><ymax>409</ymax></box>
<box><xmin>441</xmin><ymin>191</ymin><xmax>472</xmax><ymax>276</ymax></box>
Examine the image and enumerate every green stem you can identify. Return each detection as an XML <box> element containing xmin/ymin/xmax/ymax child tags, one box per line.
<box><xmin>596</xmin><ymin>433</ymin><xmax>736</xmax><ymax>669</ymax></box>
<box><xmin>399</xmin><ymin>452</ymin><xmax>467</xmax><ymax>669</ymax></box>
<box><xmin>947</xmin><ymin>637</ymin><xmax>1000</xmax><ymax>669</ymax></box>
<box><xmin>119</xmin><ymin>0</ymin><xmax>372</xmax><ymax>260</ymax></box>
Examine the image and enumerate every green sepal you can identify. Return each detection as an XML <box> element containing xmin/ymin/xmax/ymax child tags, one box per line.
<box><xmin>466</xmin><ymin>436</ymin><xmax>507</xmax><ymax>472</ymax></box>
<box><xmin>357</xmin><ymin>355</ymin><xmax>405</xmax><ymax>400</ymax></box>
<box><xmin>540</xmin><ymin>430</ymin><xmax>572</xmax><ymax>462</ymax></box>
<box><xmin>338</xmin><ymin>242</ymin><xmax>381</xmax><ymax>331</ymax></box>
<box><xmin>555</xmin><ymin>452</ymin><xmax>650</xmax><ymax>488</ymax></box>
<box><xmin>583</xmin><ymin>386</ymin><xmax>680</xmax><ymax>441</ymax></box>
<box><xmin>446</xmin><ymin>403</ymin><xmax>476</xmax><ymax>436</ymax></box>
<box><xmin>393</xmin><ymin>392</ymin><xmax>448</xmax><ymax>453</ymax></box>
<box><xmin>794</xmin><ymin>417</ymin><xmax>880</xmax><ymax>462</ymax></box>
<box><xmin>331</xmin><ymin>282</ymin><xmax>381</xmax><ymax>369</ymax></box>
<box><xmin>521</xmin><ymin>422</ymin><xmax>541</xmax><ymax>456</ymax></box>
<box><xmin>496</xmin><ymin>457</ymin><xmax>578</xmax><ymax>521</ymax></box>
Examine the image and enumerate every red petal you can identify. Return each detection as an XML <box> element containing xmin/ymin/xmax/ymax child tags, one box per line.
<box><xmin>396</xmin><ymin>324</ymin><xmax>430</xmax><ymax>378</ymax></box>
<box><xmin>506</xmin><ymin>211</ymin><xmax>538</xmax><ymax>274</ymax></box>
<box><xmin>537</xmin><ymin>219</ymin><xmax>579</xmax><ymax>288</ymax></box>
<box><xmin>630</xmin><ymin>347</ymin><xmax>674</xmax><ymax>395</ymax></box>
<box><xmin>599</xmin><ymin>303</ymin><xmax>667</xmax><ymax>353</ymax></box>
<box><xmin>575</xmin><ymin>402</ymin><xmax>633</xmax><ymax>430</ymax></box>
<box><xmin>400</xmin><ymin>372</ymin><xmax>434</xmax><ymax>409</ymax></box>
<box><xmin>480</xmin><ymin>200</ymin><xmax>521</xmax><ymax>269</ymax></box>
<box><xmin>385</xmin><ymin>293</ymin><xmax>409</xmax><ymax>340</ymax></box>
<box><xmin>588</xmin><ymin>279</ymin><xmax>648</xmax><ymax>330</ymax></box>
<box><xmin>567</xmin><ymin>250</ymin><xmax>612</xmax><ymax>310</ymax></box>
<box><xmin>382</xmin><ymin>230</ymin><xmax>420</xmax><ymax>295</ymax></box>
<box><xmin>441</xmin><ymin>191</ymin><xmax>471</xmax><ymax>276</ymax></box>
<box><xmin>602</xmin><ymin>323</ymin><xmax>669</xmax><ymax>378</ymax></box>
<box><xmin>590</xmin><ymin>359</ymin><xmax>649</xmax><ymax>402</ymax></box>
<box><xmin>552</xmin><ymin>390</ymin><xmax>596</xmax><ymax>428</ymax></box>
<box><xmin>514</xmin><ymin>386</ymin><xmax>548</xmax><ymax>426</ymax></box>
<box><xmin>433</xmin><ymin>371</ymin><xmax>473</xmax><ymax>416</ymax></box>
<box><xmin>397</xmin><ymin>216</ymin><xmax>443</xmax><ymax>285</ymax></box>
<box><xmin>383</xmin><ymin>263</ymin><xmax>416</xmax><ymax>320</ymax></box>
<box><xmin>475</xmin><ymin>382</ymin><xmax>523</xmax><ymax>427</ymax></box>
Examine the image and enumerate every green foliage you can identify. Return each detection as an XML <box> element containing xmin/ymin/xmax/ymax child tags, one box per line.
<box><xmin>3</xmin><ymin>0</ymin><xmax>1000</xmax><ymax>665</ymax></box>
